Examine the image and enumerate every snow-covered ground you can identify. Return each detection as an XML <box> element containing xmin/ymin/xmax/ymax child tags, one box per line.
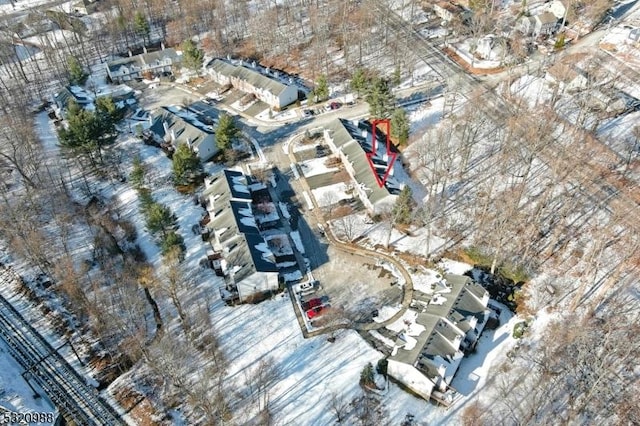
<box><xmin>0</xmin><ymin>338</ymin><xmax>56</xmax><ymax>423</ymax></box>
<box><xmin>407</xmin><ymin>97</ymin><xmax>445</xmax><ymax>133</ymax></box>
<box><xmin>298</xmin><ymin>156</ymin><xmax>339</xmax><ymax>178</ymax></box>
<box><xmin>311</xmin><ymin>182</ymin><xmax>352</xmax><ymax>207</ymax></box>
<box><xmin>255</xmin><ymin>107</ymin><xmax>297</xmax><ymax>122</ymax></box>
<box><xmin>207</xmin><ymin>286</ymin><xmax>519</xmax><ymax>425</ymax></box>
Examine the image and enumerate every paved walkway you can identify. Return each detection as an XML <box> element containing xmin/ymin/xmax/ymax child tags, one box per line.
<box><xmin>285</xmin><ymin>133</ymin><xmax>414</xmax><ymax>338</ymax></box>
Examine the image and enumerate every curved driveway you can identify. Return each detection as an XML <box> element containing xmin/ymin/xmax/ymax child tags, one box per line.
<box><xmin>286</xmin><ymin>133</ymin><xmax>414</xmax><ymax>337</ymax></box>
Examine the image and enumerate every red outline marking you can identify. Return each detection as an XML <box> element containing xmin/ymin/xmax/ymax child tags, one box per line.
<box><xmin>367</xmin><ymin>119</ymin><xmax>397</xmax><ymax>188</ymax></box>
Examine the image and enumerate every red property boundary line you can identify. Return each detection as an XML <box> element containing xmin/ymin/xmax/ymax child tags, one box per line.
<box><xmin>368</xmin><ymin>119</ymin><xmax>397</xmax><ymax>188</ymax></box>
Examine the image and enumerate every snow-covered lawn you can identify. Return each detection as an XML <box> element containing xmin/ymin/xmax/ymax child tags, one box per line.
<box><xmin>407</xmin><ymin>97</ymin><xmax>445</xmax><ymax>133</ymax></box>
<box><xmin>510</xmin><ymin>74</ymin><xmax>553</xmax><ymax>107</ymax></box>
<box><xmin>210</xmin><ymin>295</ymin><xmax>384</xmax><ymax>424</ymax></box>
<box><xmin>311</xmin><ymin>182</ymin><xmax>352</xmax><ymax>207</ymax></box>
<box><xmin>255</xmin><ymin>108</ymin><xmax>297</xmax><ymax>122</ymax></box>
<box><xmin>331</xmin><ymin>213</ymin><xmax>446</xmax><ymax>256</ymax></box>
<box><xmin>298</xmin><ymin>157</ymin><xmax>339</xmax><ymax>178</ymax></box>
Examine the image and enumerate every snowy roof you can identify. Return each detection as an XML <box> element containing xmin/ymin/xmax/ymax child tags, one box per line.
<box><xmin>203</xmin><ymin>170</ymin><xmax>253</xmax><ymax>207</ymax></box>
<box><xmin>324</xmin><ymin>119</ymin><xmax>401</xmax><ymax>205</ymax></box>
<box><xmin>149</xmin><ymin>106</ymin><xmax>215</xmax><ymax>150</ymax></box>
<box><xmin>106</xmin><ymin>48</ymin><xmax>180</xmax><ymax>73</ymax></box>
<box><xmin>207</xmin><ymin>59</ymin><xmax>294</xmax><ymax>96</ymax></box>
<box><xmin>390</xmin><ymin>275</ymin><xmax>489</xmax><ymax>379</ymax></box>
<box><xmin>205</xmin><ymin>169</ymin><xmax>277</xmax><ymax>278</ymax></box>
<box><xmin>53</xmin><ymin>86</ymin><xmax>92</xmax><ymax>108</ymax></box>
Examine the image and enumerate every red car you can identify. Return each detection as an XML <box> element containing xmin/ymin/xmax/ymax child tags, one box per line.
<box><xmin>306</xmin><ymin>304</ymin><xmax>331</xmax><ymax>320</ymax></box>
<box><xmin>302</xmin><ymin>298</ymin><xmax>323</xmax><ymax>311</ymax></box>
<box><xmin>301</xmin><ymin>296</ymin><xmax>329</xmax><ymax>311</ymax></box>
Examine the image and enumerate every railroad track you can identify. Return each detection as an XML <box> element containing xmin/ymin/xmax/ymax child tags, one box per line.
<box><xmin>0</xmin><ymin>268</ymin><xmax>126</xmax><ymax>426</ymax></box>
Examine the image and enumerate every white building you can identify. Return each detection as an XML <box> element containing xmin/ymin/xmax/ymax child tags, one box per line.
<box><xmin>207</xmin><ymin>59</ymin><xmax>298</xmax><ymax>109</ymax></box>
<box><xmin>106</xmin><ymin>48</ymin><xmax>181</xmax><ymax>84</ymax></box>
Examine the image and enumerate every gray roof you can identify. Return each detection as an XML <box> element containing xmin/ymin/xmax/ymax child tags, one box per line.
<box><xmin>325</xmin><ymin>119</ymin><xmax>403</xmax><ymax>205</ymax></box>
<box><xmin>209</xmin><ymin>59</ymin><xmax>237</xmax><ymax>79</ymax></box>
<box><xmin>107</xmin><ymin>48</ymin><xmax>180</xmax><ymax>73</ymax></box>
<box><xmin>53</xmin><ymin>86</ymin><xmax>92</xmax><ymax>109</ymax></box>
<box><xmin>205</xmin><ymin>170</ymin><xmax>277</xmax><ymax>275</ymax></box>
<box><xmin>537</xmin><ymin>12</ymin><xmax>557</xmax><ymax>25</ymax></box>
<box><xmin>208</xmin><ymin>59</ymin><xmax>292</xmax><ymax>96</ymax></box>
<box><xmin>390</xmin><ymin>274</ymin><xmax>489</xmax><ymax>368</ymax></box>
<box><xmin>150</xmin><ymin>106</ymin><xmax>214</xmax><ymax>148</ymax></box>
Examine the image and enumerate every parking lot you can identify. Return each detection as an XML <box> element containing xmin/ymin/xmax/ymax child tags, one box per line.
<box><xmin>313</xmin><ymin>245</ymin><xmax>402</xmax><ymax>324</ymax></box>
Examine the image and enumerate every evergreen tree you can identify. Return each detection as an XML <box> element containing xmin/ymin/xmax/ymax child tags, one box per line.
<box><xmin>315</xmin><ymin>74</ymin><xmax>330</xmax><ymax>101</ymax></box>
<box><xmin>391</xmin><ymin>107</ymin><xmax>410</xmax><ymax>145</ymax></box>
<box><xmin>172</xmin><ymin>143</ymin><xmax>202</xmax><ymax>185</ymax></box>
<box><xmin>138</xmin><ymin>187</ymin><xmax>154</xmax><ymax>212</ymax></box>
<box><xmin>350</xmin><ymin>68</ymin><xmax>367</xmax><ymax>97</ymax></box>
<box><xmin>307</xmin><ymin>89</ymin><xmax>316</xmax><ymax>104</ymax></box>
<box><xmin>366</xmin><ymin>77</ymin><xmax>395</xmax><ymax>119</ymax></box>
<box><xmin>130</xmin><ymin>155</ymin><xmax>146</xmax><ymax>189</ymax></box>
<box><xmin>215</xmin><ymin>113</ymin><xmax>239</xmax><ymax>151</ymax></box>
<box><xmin>359</xmin><ymin>363</ymin><xmax>376</xmax><ymax>388</ymax></box>
<box><xmin>67</xmin><ymin>55</ymin><xmax>87</xmax><ymax>86</ymax></box>
<box><xmin>134</xmin><ymin>11</ymin><xmax>150</xmax><ymax>45</ymax></box>
<box><xmin>57</xmin><ymin>99</ymin><xmax>116</xmax><ymax>164</ymax></box>
<box><xmin>392</xmin><ymin>186</ymin><xmax>415</xmax><ymax>225</ymax></box>
<box><xmin>161</xmin><ymin>231</ymin><xmax>185</xmax><ymax>258</ymax></box>
<box><xmin>146</xmin><ymin>202</ymin><xmax>175</xmax><ymax>236</ymax></box>
<box><xmin>181</xmin><ymin>39</ymin><xmax>204</xmax><ymax>71</ymax></box>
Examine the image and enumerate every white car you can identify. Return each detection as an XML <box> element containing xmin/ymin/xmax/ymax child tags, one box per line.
<box><xmin>295</xmin><ymin>280</ymin><xmax>319</xmax><ymax>295</ymax></box>
<box><xmin>294</xmin><ymin>281</ymin><xmax>314</xmax><ymax>293</ymax></box>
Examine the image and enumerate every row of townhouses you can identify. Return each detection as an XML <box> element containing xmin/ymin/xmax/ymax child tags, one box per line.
<box><xmin>387</xmin><ymin>274</ymin><xmax>492</xmax><ymax>405</ymax></box>
<box><xmin>199</xmin><ymin>170</ymin><xmax>298</xmax><ymax>304</ymax></box>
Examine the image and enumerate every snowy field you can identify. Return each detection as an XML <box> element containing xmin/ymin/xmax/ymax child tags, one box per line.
<box><xmin>0</xmin><ymin>338</ymin><xmax>56</xmax><ymax>424</ymax></box>
<box><xmin>331</xmin><ymin>213</ymin><xmax>447</xmax><ymax>257</ymax></box>
<box><xmin>207</xmin><ymin>286</ymin><xmax>518</xmax><ymax>425</ymax></box>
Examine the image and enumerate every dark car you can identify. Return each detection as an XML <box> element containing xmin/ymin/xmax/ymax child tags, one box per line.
<box><xmin>301</xmin><ymin>295</ymin><xmax>329</xmax><ymax>311</ymax></box>
<box><xmin>329</xmin><ymin>102</ymin><xmax>342</xmax><ymax>110</ymax></box>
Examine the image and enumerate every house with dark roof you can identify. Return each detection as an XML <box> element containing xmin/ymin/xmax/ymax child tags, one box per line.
<box><xmin>201</xmin><ymin>170</ymin><xmax>280</xmax><ymax>303</ymax></box>
<box><xmin>148</xmin><ymin>106</ymin><xmax>217</xmax><ymax>161</ymax></box>
<box><xmin>207</xmin><ymin>59</ymin><xmax>298</xmax><ymax>109</ymax></box>
<box><xmin>106</xmin><ymin>48</ymin><xmax>181</xmax><ymax>84</ymax></box>
<box><xmin>386</xmin><ymin>274</ymin><xmax>490</xmax><ymax>405</ymax></box>
<box><xmin>323</xmin><ymin>119</ymin><xmax>403</xmax><ymax>214</ymax></box>
<box><xmin>52</xmin><ymin>86</ymin><xmax>93</xmax><ymax>113</ymax></box>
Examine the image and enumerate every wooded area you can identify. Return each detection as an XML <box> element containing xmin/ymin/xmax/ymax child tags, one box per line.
<box><xmin>0</xmin><ymin>0</ymin><xmax>637</xmax><ymax>424</ymax></box>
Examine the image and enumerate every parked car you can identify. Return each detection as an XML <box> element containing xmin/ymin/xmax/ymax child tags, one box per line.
<box><xmin>301</xmin><ymin>296</ymin><xmax>329</xmax><ymax>311</ymax></box>
<box><xmin>329</xmin><ymin>102</ymin><xmax>342</xmax><ymax>110</ymax></box>
<box><xmin>306</xmin><ymin>304</ymin><xmax>331</xmax><ymax>320</ymax></box>
<box><xmin>295</xmin><ymin>281</ymin><xmax>315</xmax><ymax>293</ymax></box>
<box><xmin>303</xmin><ymin>109</ymin><xmax>314</xmax><ymax>117</ymax></box>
